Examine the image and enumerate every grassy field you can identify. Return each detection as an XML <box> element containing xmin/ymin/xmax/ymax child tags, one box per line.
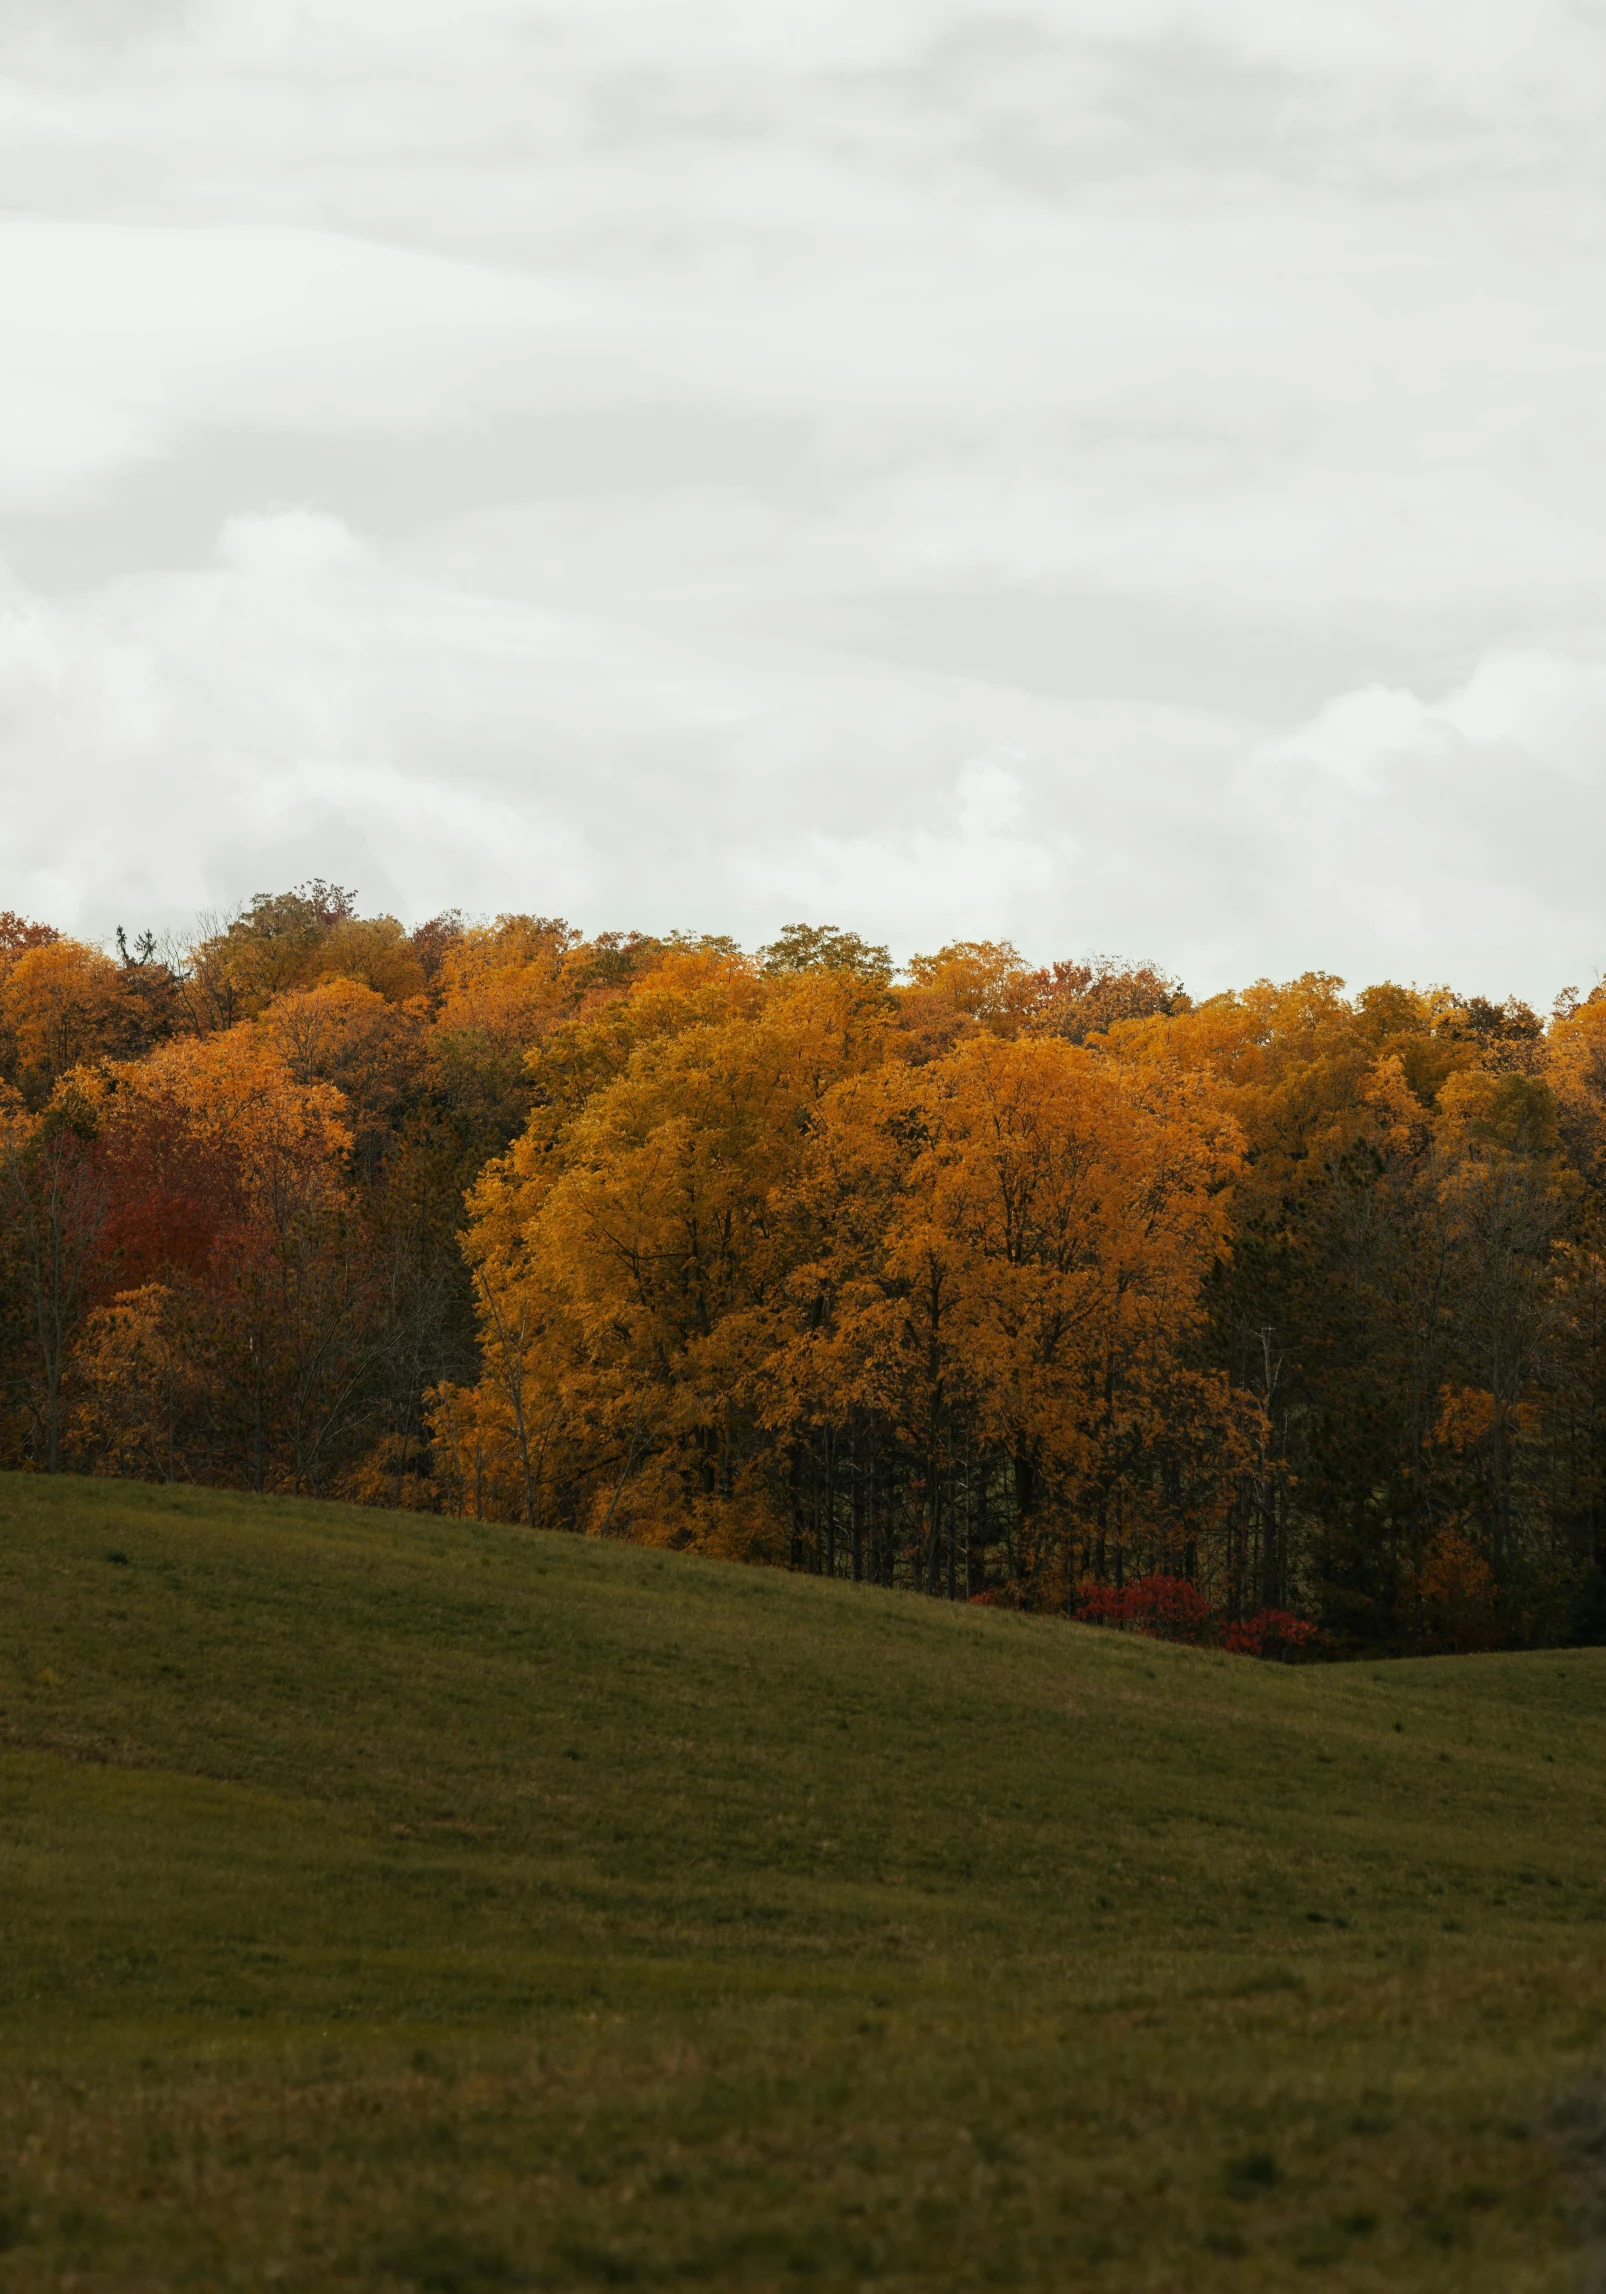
<box><xmin>0</xmin><ymin>1477</ymin><xmax>1602</xmax><ymax>2290</ymax></box>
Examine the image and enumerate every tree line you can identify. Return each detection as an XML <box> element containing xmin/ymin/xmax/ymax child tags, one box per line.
<box><xmin>2</xmin><ymin>887</ymin><xmax>1602</xmax><ymax>1657</ymax></box>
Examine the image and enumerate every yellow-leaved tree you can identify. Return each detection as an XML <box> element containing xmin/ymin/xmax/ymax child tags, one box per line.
<box><xmin>764</xmin><ymin>1032</ymin><xmax>1253</xmax><ymax>1601</ymax></box>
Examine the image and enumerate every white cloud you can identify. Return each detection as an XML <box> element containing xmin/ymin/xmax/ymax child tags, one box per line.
<box><xmin>0</xmin><ymin>512</ymin><xmax>1226</xmax><ymax>952</ymax></box>
<box><xmin>956</xmin><ymin>757</ymin><xmax>1027</xmax><ymax>839</ymax></box>
<box><xmin>3</xmin><ymin>511</ymin><xmax>1601</xmax><ymax>1003</ymax></box>
<box><xmin>0</xmin><ymin>220</ymin><xmax>607</xmax><ymax>510</ymax></box>
<box><xmin>218</xmin><ymin>509</ymin><xmax>369</xmax><ymax>578</ymax></box>
<box><xmin>1232</xmin><ymin>648</ymin><xmax>1606</xmax><ymax>993</ymax></box>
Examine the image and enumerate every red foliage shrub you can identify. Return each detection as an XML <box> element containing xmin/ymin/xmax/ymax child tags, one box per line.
<box><xmin>1078</xmin><ymin>1574</ymin><xmax>1213</xmax><ymax>1643</ymax></box>
<box><xmin>1077</xmin><ymin>1577</ymin><xmax>1318</xmax><ymax>1659</ymax></box>
<box><xmin>1221</xmin><ymin>1609</ymin><xmax>1319</xmax><ymax>1661</ymax></box>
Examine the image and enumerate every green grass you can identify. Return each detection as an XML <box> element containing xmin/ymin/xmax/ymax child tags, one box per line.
<box><xmin>0</xmin><ymin>1475</ymin><xmax>1602</xmax><ymax>2289</ymax></box>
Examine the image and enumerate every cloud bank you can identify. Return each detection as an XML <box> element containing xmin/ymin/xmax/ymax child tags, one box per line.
<box><xmin>1</xmin><ymin>1</ymin><xmax>1603</xmax><ymax>998</ymax></box>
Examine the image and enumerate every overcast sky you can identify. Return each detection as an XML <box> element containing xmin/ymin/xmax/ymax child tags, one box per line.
<box><xmin>2</xmin><ymin>1</ymin><xmax>1604</xmax><ymax>998</ymax></box>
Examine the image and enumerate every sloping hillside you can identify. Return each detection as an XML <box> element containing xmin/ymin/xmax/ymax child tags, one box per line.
<box><xmin>0</xmin><ymin>1474</ymin><xmax>1601</xmax><ymax>2290</ymax></box>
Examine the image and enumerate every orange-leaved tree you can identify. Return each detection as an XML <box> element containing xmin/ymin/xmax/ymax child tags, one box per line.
<box><xmin>432</xmin><ymin>962</ymin><xmax>882</xmax><ymax>1546</ymax></box>
<box><xmin>765</xmin><ymin>1032</ymin><xmax>1253</xmax><ymax>1602</ymax></box>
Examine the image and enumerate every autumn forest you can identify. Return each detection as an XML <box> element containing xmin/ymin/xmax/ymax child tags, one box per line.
<box><xmin>2</xmin><ymin>885</ymin><xmax>1601</xmax><ymax>1662</ymax></box>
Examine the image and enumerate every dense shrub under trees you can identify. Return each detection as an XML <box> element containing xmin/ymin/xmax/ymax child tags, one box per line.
<box><xmin>2</xmin><ymin>891</ymin><xmax>1604</xmax><ymax>1656</ymax></box>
